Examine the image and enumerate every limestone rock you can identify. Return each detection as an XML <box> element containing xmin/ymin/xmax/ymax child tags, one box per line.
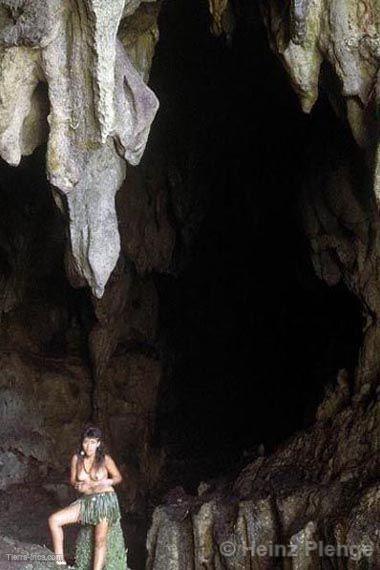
<box><xmin>0</xmin><ymin>451</ymin><xmax>28</xmax><ymax>490</ymax></box>
<box><xmin>208</xmin><ymin>0</ymin><xmax>235</xmax><ymax>40</ymax></box>
<box><xmin>146</xmin><ymin>506</ymin><xmax>194</xmax><ymax>569</ymax></box>
<box><xmin>261</xmin><ymin>0</ymin><xmax>380</xmax><ymax>200</ymax></box>
<box><xmin>288</xmin><ymin>521</ymin><xmax>320</xmax><ymax>570</ymax></box>
<box><xmin>0</xmin><ymin>535</ymin><xmax>59</xmax><ymax>570</ymax></box>
<box><xmin>0</xmin><ymin>0</ymin><xmax>160</xmax><ymax>297</ymax></box>
<box><xmin>119</xmin><ymin>3</ymin><xmax>161</xmax><ymax>81</ymax></box>
<box><xmin>146</xmin><ymin>384</ymin><xmax>379</xmax><ymax>568</ymax></box>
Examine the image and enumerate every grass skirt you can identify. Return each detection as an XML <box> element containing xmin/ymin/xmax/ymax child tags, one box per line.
<box><xmin>72</xmin><ymin>491</ymin><xmax>129</xmax><ymax>570</ymax></box>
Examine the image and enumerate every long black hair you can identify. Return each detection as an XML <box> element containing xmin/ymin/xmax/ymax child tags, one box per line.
<box><xmin>77</xmin><ymin>424</ymin><xmax>106</xmax><ymax>471</ymax></box>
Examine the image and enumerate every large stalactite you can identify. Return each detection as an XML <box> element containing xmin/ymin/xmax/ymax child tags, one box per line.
<box><xmin>0</xmin><ymin>0</ymin><xmax>160</xmax><ymax>298</ymax></box>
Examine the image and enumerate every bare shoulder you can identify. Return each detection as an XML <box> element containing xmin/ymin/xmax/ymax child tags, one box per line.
<box><xmin>105</xmin><ymin>454</ymin><xmax>122</xmax><ymax>472</ymax></box>
<box><xmin>104</xmin><ymin>454</ymin><xmax>116</xmax><ymax>465</ymax></box>
<box><xmin>71</xmin><ymin>453</ymin><xmax>79</xmax><ymax>464</ymax></box>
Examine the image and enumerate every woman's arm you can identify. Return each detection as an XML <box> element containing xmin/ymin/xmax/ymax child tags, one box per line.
<box><xmin>96</xmin><ymin>455</ymin><xmax>123</xmax><ymax>487</ymax></box>
<box><xmin>70</xmin><ymin>454</ymin><xmax>78</xmax><ymax>487</ymax></box>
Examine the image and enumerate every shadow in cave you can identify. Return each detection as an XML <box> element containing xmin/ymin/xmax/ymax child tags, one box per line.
<box><xmin>0</xmin><ymin>146</ymin><xmax>94</xmax><ymax>358</ymax></box>
<box><xmin>149</xmin><ymin>1</ymin><xmax>364</xmax><ymax>491</ymax></box>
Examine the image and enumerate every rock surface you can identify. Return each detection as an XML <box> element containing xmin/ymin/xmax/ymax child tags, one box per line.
<box><xmin>0</xmin><ymin>535</ymin><xmax>60</xmax><ymax>570</ymax></box>
<box><xmin>0</xmin><ymin>0</ymin><xmax>160</xmax><ymax>297</ymax></box>
<box><xmin>146</xmin><ymin>377</ymin><xmax>380</xmax><ymax>568</ymax></box>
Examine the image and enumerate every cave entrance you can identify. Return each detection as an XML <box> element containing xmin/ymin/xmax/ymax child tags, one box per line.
<box><xmin>150</xmin><ymin>1</ymin><xmax>363</xmax><ymax>490</ymax></box>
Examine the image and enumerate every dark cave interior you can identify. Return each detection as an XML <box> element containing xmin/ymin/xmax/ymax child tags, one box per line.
<box><xmin>0</xmin><ymin>1</ymin><xmax>365</xmax><ymax>494</ymax></box>
<box><xmin>0</xmin><ymin>145</ymin><xmax>94</xmax><ymax>360</ymax></box>
<box><xmin>149</xmin><ymin>1</ymin><xmax>364</xmax><ymax>490</ymax></box>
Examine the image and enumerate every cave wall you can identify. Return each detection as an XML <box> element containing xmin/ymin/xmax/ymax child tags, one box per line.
<box><xmin>0</xmin><ymin>1</ymin><xmax>379</xmax><ymax>569</ymax></box>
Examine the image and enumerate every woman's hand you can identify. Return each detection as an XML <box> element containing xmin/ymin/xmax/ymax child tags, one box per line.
<box><xmin>74</xmin><ymin>481</ymin><xmax>93</xmax><ymax>493</ymax></box>
<box><xmin>96</xmin><ymin>478</ymin><xmax>114</xmax><ymax>487</ymax></box>
<box><xmin>89</xmin><ymin>478</ymin><xmax>114</xmax><ymax>492</ymax></box>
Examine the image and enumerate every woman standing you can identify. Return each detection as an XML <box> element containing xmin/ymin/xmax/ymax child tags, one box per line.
<box><xmin>48</xmin><ymin>425</ymin><xmax>128</xmax><ymax>569</ymax></box>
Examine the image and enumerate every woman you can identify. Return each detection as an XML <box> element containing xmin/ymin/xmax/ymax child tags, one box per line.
<box><xmin>48</xmin><ymin>425</ymin><xmax>128</xmax><ymax>569</ymax></box>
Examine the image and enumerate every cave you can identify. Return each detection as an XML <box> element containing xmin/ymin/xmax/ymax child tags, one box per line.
<box><xmin>0</xmin><ymin>2</ymin><xmax>379</xmax><ymax>570</ymax></box>
<box><xmin>151</xmin><ymin>0</ymin><xmax>364</xmax><ymax>488</ymax></box>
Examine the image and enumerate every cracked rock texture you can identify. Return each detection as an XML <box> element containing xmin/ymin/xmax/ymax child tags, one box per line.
<box><xmin>0</xmin><ymin>0</ymin><xmax>160</xmax><ymax>297</ymax></box>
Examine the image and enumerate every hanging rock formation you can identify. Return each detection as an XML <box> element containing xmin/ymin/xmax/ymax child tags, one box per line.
<box><xmin>261</xmin><ymin>0</ymin><xmax>380</xmax><ymax>152</ymax></box>
<box><xmin>0</xmin><ymin>0</ymin><xmax>160</xmax><ymax>298</ymax></box>
<box><xmin>259</xmin><ymin>0</ymin><xmax>380</xmax><ymax>387</ymax></box>
<box><xmin>208</xmin><ymin>0</ymin><xmax>234</xmax><ymax>38</ymax></box>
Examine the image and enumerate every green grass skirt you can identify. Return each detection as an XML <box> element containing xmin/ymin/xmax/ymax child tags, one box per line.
<box><xmin>72</xmin><ymin>491</ymin><xmax>129</xmax><ymax>570</ymax></box>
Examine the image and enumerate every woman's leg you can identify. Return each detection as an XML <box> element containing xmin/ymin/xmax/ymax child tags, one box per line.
<box><xmin>93</xmin><ymin>519</ymin><xmax>109</xmax><ymax>570</ymax></box>
<box><xmin>48</xmin><ymin>502</ymin><xmax>81</xmax><ymax>564</ymax></box>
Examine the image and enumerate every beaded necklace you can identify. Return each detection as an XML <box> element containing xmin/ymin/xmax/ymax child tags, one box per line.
<box><xmin>82</xmin><ymin>456</ymin><xmax>98</xmax><ymax>481</ymax></box>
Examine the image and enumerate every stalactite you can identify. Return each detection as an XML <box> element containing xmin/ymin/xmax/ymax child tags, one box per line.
<box><xmin>0</xmin><ymin>0</ymin><xmax>160</xmax><ymax>298</ymax></box>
